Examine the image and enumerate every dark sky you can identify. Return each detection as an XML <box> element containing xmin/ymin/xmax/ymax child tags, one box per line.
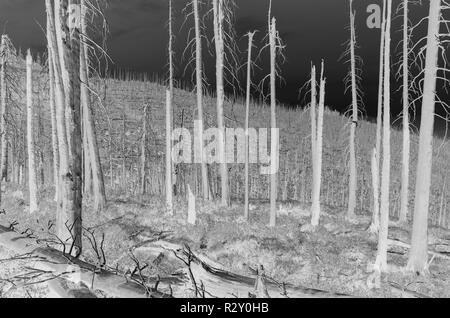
<box><xmin>0</xmin><ymin>0</ymin><xmax>439</xmax><ymax>128</ymax></box>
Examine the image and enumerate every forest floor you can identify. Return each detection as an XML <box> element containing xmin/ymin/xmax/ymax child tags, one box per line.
<box><xmin>1</xmin><ymin>185</ymin><xmax>450</xmax><ymax>298</ymax></box>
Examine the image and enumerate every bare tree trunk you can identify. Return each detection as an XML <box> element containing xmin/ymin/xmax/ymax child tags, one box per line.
<box><xmin>46</xmin><ymin>0</ymin><xmax>68</xmax><ymax>228</ymax></box>
<box><xmin>310</xmin><ymin>65</ymin><xmax>317</xmax><ymax>181</ymax></box>
<box><xmin>80</xmin><ymin>0</ymin><xmax>106</xmax><ymax>211</ymax></box>
<box><xmin>0</xmin><ymin>35</ymin><xmax>8</xmax><ymax>186</ymax></box>
<box><xmin>347</xmin><ymin>0</ymin><xmax>357</xmax><ymax>220</ymax></box>
<box><xmin>311</xmin><ymin>61</ymin><xmax>325</xmax><ymax>227</ymax></box>
<box><xmin>140</xmin><ymin>104</ymin><xmax>148</xmax><ymax>195</ymax></box>
<box><xmin>213</xmin><ymin>0</ymin><xmax>229</xmax><ymax>207</ymax></box>
<box><xmin>369</xmin><ymin>148</ymin><xmax>380</xmax><ymax>232</ymax></box>
<box><xmin>375</xmin><ymin>0</ymin><xmax>392</xmax><ymax>272</ymax></box>
<box><xmin>407</xmin><ymin>0</ymin><xmax>441</xmax><ymax>273</ymax></box>
<box><xmin>193</xmin><ymin>0</ymin><xmax>209</xmax><ymax>201</ymax></box>
<box><xmin>26</xmin><ymin>51</ymin><xmax>38</xmax><ymax>214</ymax></box>
<box><xmin>55</xmin><ymin>0</ymin><xmax>72</xmax><ymax>155</ymax></box>
<box><xmin>48</xmin><ymin>50</ymin><xmax>60</xmax><ymax>202</ymax></box>
<box><xmin>244</xmin><ymin>31</ymin><xmax>255</xmax><ymax>221</ymax></box>
<box><xmin>371</xmin><ymin>0</ymin><xmax>386</xmax><ymax>233</ymax></box>
<box><xmin>165</xmin><ymin>90</ymin><xmax>173</xmax><ymax>215</ymax></box>
<box><xmin>55</xmin><ymin>0</ymin><xmax>83</xmax><ymax>255</ymax></box>
<box><xmin>269</xmin><ymin>17</ymin><xmax>278</xmax><ymax>227</ymax></box>
<box><xmin>399</xmin><ymin>0</ymin><xmax>410</xmax><ymax>224</ymax></box>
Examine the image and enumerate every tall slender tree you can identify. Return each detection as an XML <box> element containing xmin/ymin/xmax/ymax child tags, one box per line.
<box><xmin>80</xmin><ymin>0</ymin><xmax>106</xmax><ymax>212</ymax></box>
<box><xmin>375</xmin><ymin>0</ymin><xmax>392</xmax><ymax>273</ymax></box>
<box><xmin>244</xmin><ymin>31</ymin><xmax>255</xmax><ymax>221</ymax></box>
<box><xmin>26</xmin><ymin>50</ymin><xmax>38</xmax><ymax>214</ymax></box>
<box><xmin>269</xmin><ymin>17</ymin><xmax>278</xmax><ymax>227</ymax></box>
<box><xmin>407</xmin><ymin>0</ymin><xmax>442</xmax><ymax>273</ymax></box>
<box><xmin>311</xmin><ymin>61</ymin><xmax>325</xmax><ymax>227</ymax></box>
<box><xmin>399</xmin><ymin>0</ymin><xmax>410</xmax><ymax>224</ymax></box>
<box><xmin>212</xmin><ymin>0</ymin><xmax>229</xmax><ymax>206</ymax></box>
<box><xmin>369</xmin><ymin>0</ymin><xmax>386</xmax><ymax>233</ymax></box>
<box><xmin>0</xmin><ymin>35</ymin><xmax>9</xmax><ymax>186</ymax></box>
<box><xmin>347</xmin><ymin>0</ymin><xmax>358</xmax><ymax>220</ymax></box>
<box><xmin>50</xmin><ymin>0</ymin><xmax>83</xmax><ymax>255</ymax></box>
<box><xmin>193</xmin><ymin>0</ymin><xmax>209</xmax><ymax>200</ymax></box>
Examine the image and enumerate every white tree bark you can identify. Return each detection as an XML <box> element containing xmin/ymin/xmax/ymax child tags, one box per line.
<box><xmin>165</xmin><ymin>89</ymin><xmax>173</xmax><ymax>215</ymax></box>
<box><xmin>140</xmin><ymin>104</ymin><xmax>148</xmax><ymax>195</ymax></box>
<box><xmin>375</xmin><ymin>0</ymin><xmax>392</xmax><ymax>272</ymax></box>
<box><xmin>193</xmin><ymin>0</ymin><xmax>209</xmax><ymax>201</ymax></box>
<box><xmin>399</xmin><ymin>0</ymin><xmax>410</xmax><ymax>224</ymax></box>
<box><xmin>244</xmin><ymin>31</ymin><xmax>255</xmax><ymax>221</ymax></box>
<box><xmin>80</xmin><ymin>0</ymin><xmax>106</xmax><ymax>212</ymax></box>
<box><xmin>0</xmin><ymin>35</ymin><xmax>8</xmax><ymax>185</ymax></box>
<box><xmin>48</xmin><ymin>42</ymin><xmax>60</xmax><ymax>203</ymax></box>
<box><xmin>269</xmin><ymin>17</ymin><xmax>278</xmax><ymax>227</ymax></box>
<box><xmin>369</xmin><ymin>148</ymin><xmax>380</xmax><ymax>233</ymax></box>
<box><xmin>347</xmin><ymin>0</ymin><xmax>357</xmax><ymax>220</ymax></box>
<box><xmin>311</xmin><ymin>62</ymin><xmax>325</xmax><ymax>227</ymax></box>
<box><xmin>55</xmin><ymin>0</ymin><xmax>72</xmax><ymax>154</ymax></box>
<box><xmin>187</xmin><ymin>184</ymin><xmax>196</xmax><ymax>225</ymax></box>
<box><xmin>371</xmin><ymin>0</ymin><xmax>386</xmax><ymax>233</ymax></box>
<box><xmin>407</xmin><ymin>0</ymin><xmax>441</xmax><ymax>273</ymax></box>
<box><xmin>310</xmin><ymin>65</ymin><xmax>317</xmax><ymax>169</ymax></box>
<box><xmin>46</xmin><ymin>0</ymin><xmax>68</xmax><ymax>218</ymax></box>
<box><xmin>212</xmin><ymin>0</ymin><xmax>229</xmax><ymax>207</ymax></box>
<box><xmin>26</xmin><ymin>51</ymin><xmax>38</xmax><ymax>214</ymax></box>
<box><xmin>54</xmin><ymin>0</ymin><xmax>83</xmax><ymax>255</ymax></box>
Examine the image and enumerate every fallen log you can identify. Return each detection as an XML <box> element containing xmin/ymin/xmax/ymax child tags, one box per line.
<box><xmin>0</xmin><ymin>224</ymin><xmax>175</xmax><ymax>298</ymax></box>
<box><xmin>387</xmin><ymin>238</ymin><xmax>450</xmax><ymax>261</ymax></box>
<box><xmin>137</xmin><ymin>240</ymin><xmax>354</xmax><ymax>298</ymax></box>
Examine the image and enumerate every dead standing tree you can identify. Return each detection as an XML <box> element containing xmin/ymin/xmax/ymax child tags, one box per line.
<box><xmin>79</xmin><ymin>0</ymin><xmax>107</xmax><ymax>212</ymax></box>
<box><xmin>341</xmin><ymin>0</ymin><xmax>364</xmax><ymax>220</ymax></box>
<box><xmin>0</xmin><ymin>35</ymin><xmax>17</xmax><ymax>202</ymax></box>
<box><xmin>311</xmin><ymin>61</ymin><xmax>326</xmax><ymax>227</ymax></box>
<box><xmin>182</xmin><ymin>0</ymin><xmax>209</xmax><ymax>201</ymax></box>
<box><xmin>369</xmin><ymin>0</ymin><xmax>386</xmax><ymax>234</ymax></box>
<box><xmin>211</xmin><ymin>0</ymin><xmax>240</xmax><ymax>207</ymax></box>
<box><xmin>407</xmin><ymin>0</ymin><xmax>445</xmax><ymax>273</ymax></box>
<box><xmin>46</xmin><ymin>0</ymin><xmax>83</xmax><ymax>255</ymax></box>
<box><xmin>0</xmin><ymin>35</ymin><xmax>15</xmax><ymax>186</ymax></box>
<box><xmin>244</xmin><ymin>31</ymin><xmax>256</xmax><ymax>221</ymax></box>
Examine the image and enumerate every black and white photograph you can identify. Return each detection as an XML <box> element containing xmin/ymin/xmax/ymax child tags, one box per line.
<box><xmin>0</xmin><ymin>0</ymin><xmax>449</xmax><ymax>303</ymax></box>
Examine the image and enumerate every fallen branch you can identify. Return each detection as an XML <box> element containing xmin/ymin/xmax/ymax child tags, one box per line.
<box><xmin>0</xmin><ymin>224</ymin><xmax>175</xmax><ymax>298</ymax></box>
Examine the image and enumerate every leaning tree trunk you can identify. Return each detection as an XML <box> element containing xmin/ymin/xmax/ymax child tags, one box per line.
<box><xmin>0</xmin><ymin>35</ymin><xmax>8</xmax><ymax>185</ymax></box>
<box><xmin>269</xmin><ymin>17</ymin><xmax>278</xmax><ymax>227</ymax></box>
<box><xmin>213</xmin><ymin>0</ymin><xmax>229</xmax><ymax>207</ymax></box>
<box><xmin>347</xmin><ymin>0</ymin><xmax>358</xmax><ymax>220</ymax></box>
<box><xmin>375</xmin><ymin>0</ymin><xmax>392</xmax><ymax>272</ymax></box>
<box><xmin>80</xmin><ymin>0</ymin><xmax>106</xmax><ymax>212</ymax></box>
<box><xmin>193</xmin><ymin>0</ymin><xmax>209</xmax><ymax>201</ymax></box>
<box><xmin>244</xmin><ymin>31</ymin><xmax>255</xmax><ymax>221</ymax></box>
<box><xmin>311</xmin><ymin>62</ymin><xmax>325</xmax><ymax>227</ymax></box>
<box><xmin>407</xmin><ymin>0</ymin><xmax>441</xmax><ymax>273</ymax></box>
<box><xmin>26</xmin><ymin>51</ymin><xmax>38</xmax><ymax>214</ymax></box>
<box><xmin>399</xmin><ymin>0</ymin><xmax>410</xmax><ymax>224</ymax></box>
